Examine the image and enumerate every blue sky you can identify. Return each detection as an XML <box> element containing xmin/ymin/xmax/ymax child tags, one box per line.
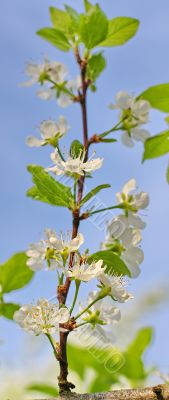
<box><xmin>0</xmin><ymin>0</ymin><xmax>169</xmax><ymax>381</ymax></box>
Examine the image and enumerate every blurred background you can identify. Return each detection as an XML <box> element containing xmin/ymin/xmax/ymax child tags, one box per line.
<box><xmin>0</xmin><ymin>0</ymin><xmax>169</xmax><ymax>398</ymax></box>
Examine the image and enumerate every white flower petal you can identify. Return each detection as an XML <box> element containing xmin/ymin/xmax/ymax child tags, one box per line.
<box><xmin>131</xmin><ymin>128</ymin><xmax>151</xmax><ymax>142</ymax></box>
<box><xmin>115</xmin><ymin>91</ymin><xmax>132</xmax><ymax>109</ymax></box>
<box><xmin>133</xmin><ymin>192</ymin><xmax>149</xmax><ymax>209</ymax></box>
<box><xmin>121</xmin><ymin>132</ymin><xmax>134</xmax><ymax>148</ymax></box>
<box><xmin>26</xmin><ymin>136</ymin><xmax>45</xmax><ymax>147</ymax></box>
<box><xmin>122</xmin><ymin>178</ymin><xmax>137</xmax><ymax>196</ymax></box>
<box><xmin>37</xmin><ymin>89</ymin><xmax>55</xmax><ymax>100</ymax></box>
<box><xmin>127</xmin><ymin>211</ymin><xmax>146</xmax><ymax>229</ymax></box>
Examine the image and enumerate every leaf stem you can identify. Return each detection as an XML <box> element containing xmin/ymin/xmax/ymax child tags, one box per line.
<box><xmin>99</xmin><ymin>120</ymin><xmax>123</xmax><ymax>138</ymax></box>
<box><xmin>73</xmin><ymin>179</ymin><xmax>77</xmax><ymax>205</ymax></box>
<box><xmin>45</xmin><ymin>333</ymin><xmax>58</xmax><ymax>359</ymax></box>
<box><xmin>56</xmin><ymin>143</ymin><xmax>65</xmax><ymax>161</ymax></box>
<box><xmin>74</xmin><ymin>296</ymin><xmax>101</xmax><ymax>321</ymax></box>
<box><xmin>70</xmin><ymin>280</ymin><xmax>80</xmax><ymax>315</ymax></box>
<box><xmin>47</xmin><ymin>78</ymin><xmax>74</xmax><ymax>98</ymax></box>
<box><xmin>89</xmin><ymin>204</ymin><xmax>122</xmax><ymax>216</ymax></box>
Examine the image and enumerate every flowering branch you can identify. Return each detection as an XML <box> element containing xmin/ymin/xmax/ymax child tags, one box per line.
<box><xmin>11</xmin><ymin>2</ymin><xmax>169</xmax><ymax>397</ymax></box>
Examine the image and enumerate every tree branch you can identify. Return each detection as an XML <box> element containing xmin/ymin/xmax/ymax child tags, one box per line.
<box><xmin>43</xmin><ymin>384</ymin><xmax>169</xmax><ymax>400</ymax></box>
<box><xmin>57</xmin><ymin>47</ymin><xmax>90</xmax><ymax>394</ymax></box>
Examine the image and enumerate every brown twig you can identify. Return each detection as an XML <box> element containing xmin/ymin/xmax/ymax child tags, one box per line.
<box><xmin>57</xmin><ymin>47</ymin><xmax>90</xmax><ymax>394</ymax></box>
<box><xmin>41</xmin><ymin>384</ymin><xmax>169</xmax><ymax>399</ymax></box>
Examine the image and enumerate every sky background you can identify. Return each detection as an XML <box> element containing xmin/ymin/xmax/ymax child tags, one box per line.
<box><xmin>0</xmin><ymin>0</ymin><xmax>169</xmax><ymax>388</ymax></box>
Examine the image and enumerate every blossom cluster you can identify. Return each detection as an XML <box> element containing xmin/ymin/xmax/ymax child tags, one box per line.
<box><xmin>14</xmin><ymin>299</ymin><xmax>70</xmax><ymax>335</ymax></box>
<box><xmin>13</xmin><ymin>63</ymin><xmax>150</xmax><ymax>345</ymax></box>
<box><xmin>109</xmin><ymin>91</ymin><xmax>151</xmax><ymax>147</ymax></box>
<box><xmin>22</xmin><ymin>58</ymin><xmax>81</xmax><ymax>107</ymax></box>
<box><xmin>102</xmin><ymin>179</ymin><xmax>149</xmax><ymax>277</ymax></box>
<box><xmin>14</xmin><ymin>177</ymin><xmax>149</xmax><ymax>337</ymax></box>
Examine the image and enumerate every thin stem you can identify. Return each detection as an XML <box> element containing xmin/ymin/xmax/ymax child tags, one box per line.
<box><xmin>57</xmin><ymin>47</ymin><xmax>89</xmax><ymax>393</ymax></box>
<box><xmin>47</xmin><ymin>78</ymin><xmax>75</xmax><ymax>98</ymax></box>
<box><xmin>70</xmin><ymin>280</ymin><xmax>80</xmax><ymax>315</ymax></box>
<box><xmin>89</xmin><ymin>204</ymin><xmax>122</xmax><ymax>216</ymax></box>
<box><xmin>45</xmin><ymin>333</ymin><xmax>58</xmax><ymax>359</ymax></box>
<box><xmin>76</xmin><ymin>321</ymin><xmax>89</xmax><ymax>328</ymax></box>
<box><xmin>99</xmin><ymin>120</ymin><xmax>123</xmax><ymax>138</ymax></box>
<box><xmin>74</xmin><ymin>297</ymin><xmax>101</xmax><ymax>321</ymax></box>
<box><xmin>73</xmin><ymin>179</ymin><xmax>77</xmax><ymax>205</ymax></box>
<box><xmin>56</xmin><ymin>143</ymin><xmax>65</xmax><ymax>161</ymax></box>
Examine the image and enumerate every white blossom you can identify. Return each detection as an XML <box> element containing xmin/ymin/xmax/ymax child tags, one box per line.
<box><xmin>68</xmin><ymin>258</ymin><xmax>104</xmax><ymax>282</ymax></box>
<box><xmin>109</xmin><ymin>91</ymin><xmax>150</xmax><ymax>126</ymax></box>
<box><xmin>45</xmin><ymin>230</ymin><xmax>84</xmax><ymax>258</ymax></box>
<box><xmin>46</xmin><ymin>149</ymin><xmax>103</xmax><ymax>177</ymax></box>
<box><xmin>99</xmin><ymin>274</ymin><xmax>133</xmax><ymax>303</ymax></box>
<box><xmin>121</xmin><ymin>246</ymin><xmax>144</xmax><ymax>278</ymax></box>
<box><xmin>109</xmin><ymin>91</ymin><xmax>151</xmax><ymax>147</ymax></box>
<box><xmin>83</xmin><ymin>291</ymin><xmax>121</xmax><ymax>325</ymax></box>
<box><xmin>26</xmin><ymin>241</ymin><xmax>47</xmax><ymax>271</ymax></box>
<box><xmin>13</xmin><ymin>299</ymin><xmax>70</xmax><ymax>335</ymax></box>
<box><xmin>26</xmin><ymin>116</ymin><xmax>69</xmax><ymax>147</ymax></box>
<box><xmin>102</xmin><ymin>214</ymin><xmax>145</xmax><ymax>278</ymax></box>
<box><xmin>22</xmin><ymin>59</ymin><xmax>67</xmax><ymax>87</ymax></box>
<box><xmin>37</xmin><ymin>74</ymin><xmax>81</xmax><ymax>107</ymax></box>
<box><xmin>26</xmin><ymin>230</ymin><xmax>84</xmax><ymax>271</ymax></box>
<box><xmin>116</xmin><ymin>178</ymin><xmax>149</xmax><ymax>212</ymax></box>
<box><xmin>57</xmin><ymin>76</ymin><xmax>82</xmax><ymax>108</ymax></box>
<box><xmin>121</xmin><ymin>128</ymin><xmax>150</xmax><ymax>148</ymax></box>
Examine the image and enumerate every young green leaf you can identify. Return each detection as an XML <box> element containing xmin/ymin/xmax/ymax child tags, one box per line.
<box><xmin>100</xmin><ymin>138</ymin><xmax>117</xmax><ymax>143</ymax></box>
<box><xmin>27</xmin><ymin>186</ymin><xmax>50</xmax><ymax>205</ymax></box>
<box><xmin>100</xmin><ymin>17</ymin><xmax>140</xmax><ymax>47</ymax></box>
<box><xmin>88</xmin><ymin>250</ymin><xmax>131</xmax><ymax>277</ymax></box>
<box><xmin>70</xmin><ymin>140</ymin><xmax>84</xmax><ymax>158</ymax></box>
<box><xmin>139</xmin><ymin>83</ymin><xmax>169</xmax><ymax>112</ymax></box>
<box><xmin>0</xmin><ymin>253</ymin><xmax>34</xmax><ymax>294</ymax></box>
<box><xmin>65</xmin><ymin>5</ymin><xmax>79</xmax><ymax>22</ymax></box>
<box><xmin>87</xmin><ymin>52</ymin><xmax>106</xmax><ymax>82</ymax></box>
<box><xmin>27</xmin><ymin>165</ymin><xmax>74</xmax><ymax>208</ymax></box>
<box><xmin>84</xmin><ymin>0</ymin><xmax>93</xmax><ymax>12</ymax></box>
<box><xmin>121</xmin><ymin>327</ymin><xmax>153</xmax><ymax>381</ymax></box>
<box><xmin>36</xmin><ymin>27</ymin><xmax>70</xmax><ymax>51</ymax></box>
<box><xmin>143</xmin><ymin>130</ymin><xmax>169</xmax><ymax>161</ymax></box>
<box><xmin>49</xmin><ymin>7</ymin><xmax>71</xmax><ymax>33</ymax></box>
<box><xmin>166</xmin><ymin>163</ymin><xmax>169</xmax><ymax>184</ymax></box>
<box><xmin>80</xmin><ymin>184</ymin><xmax>111</xmax><ymax>206</ymax></box>
<box><xmin>80</xmin><ymin>5</ymin><xmax>108</xmax><ymax>49</ymax></box>
<box><xmin>68</xmin><ymin>343</ymin><xmax>123</xmax><ymax>381</ymax></box>
<box><xmin>26</xmin><ymin>383</ymin><xmax>59</xmax><ymax>397</ymax></box>
<box><xmin>0</xmin><ymin>303</ymin><xmax>20</xmax><ymax>320</ymax></box>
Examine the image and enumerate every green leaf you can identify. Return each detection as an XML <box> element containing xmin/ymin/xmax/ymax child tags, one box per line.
<box><xmin>166</xmin><ymin>163</ymin><xmax>169</xmax><ymax>184</ymax></box>
<box><xmin>87</xmin><ymin>52</ymin><xmax>106</xmax><ymax>82</ymax></box>
<box><xmin>70</xmin><ymin>140</ymin><xmax>84</xmax><ymax>158</ymax></box>
<box><xmin>68</xmin><ymin>343</ymin><xmax>123</xmax><ymax>381</ymax></box>
<box><xmin>27</xmin><ymin>186</ymin><xmax>50</xmax><ymax>205</ymax></box>
<box><xmin>36</xmin><ymin>27</ymin><xmax>70</xmax><ymax>51</ymax></box>
<box><xmin>84</xmin><ymin>0</ymin><xmax>93</xmax><ymax>12</ymax></box>
<box><xmin>121</xmin><ymin>327</ymin><xmax>153</xmax><ymax>381</ymax></box>
<box><xmin>0</xmin><ymin>303</ymin><xmax>20</xmax><ymax>320</ymax></box>
<box><xmin>81</xmin><ymin>184</ymin><xmax>111</xmax><ymax>206</ymax></box>
<box><xmin>101</xmin><ymin>138</ymin><xmax>117</xmax><ymax>143</ymax></box>
<box><xmin>139</xmin><ymin>83</ymin><xmax>169</xmax><ymax>112</ymax></box>
<box><xmin>80</xmin><ymin>5</ymin><xmax>108</xmax><ymax>49</ymax></box>
<box><xmin>50</xmin><ymin>7</ymin><xmax>71</xmax><ymax>33</ymax></box>
<box><xmin>100</xmin><ymin>17</ymin><xmax>139</xmax><ymax>47</ymax></box>
<box><xmin>65</xmin><ymin>5</ymin><xmax>79</xmax><ymax>23</ymax></box>
<box><xmin>143</xmin><ymin>130</ymin><xmax>169</xmax><ymax>161</ymax></box>
<box><xmin>27</xmin><ymin>165</ymin><xmax>74</xmax><ymax>208</ymax></box>
<box><xmin>27</xmin><ymin>383</ymin><xmax>58</xmax><ymax>397</ymax></box>
<box><xmin>88</xmin><ymin>250</ymin><xmax>131</xmax><ymax>277</ymax></box>
<box><xmin>0</xmin><ymin>253</ymin><xmax>34</xmax><ymax>294</ymax></box>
